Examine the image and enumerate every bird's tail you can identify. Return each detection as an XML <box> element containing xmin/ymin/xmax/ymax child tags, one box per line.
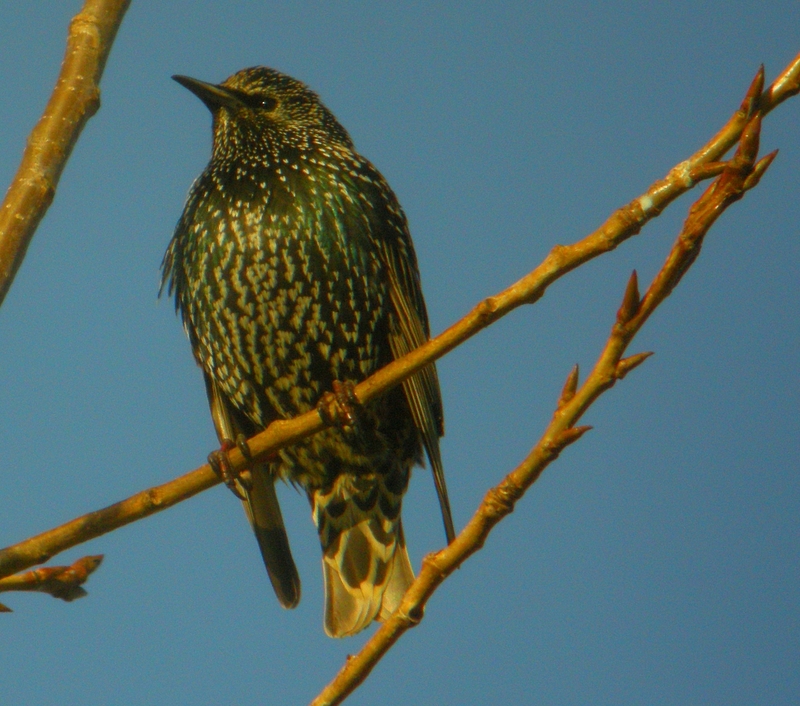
<box><xmin>242</xmin><ymin>464</ymin><xmax>301</xmax><ymax>608</ymax></box>
<box><xmin>202</xmin><ymin>371</ymin><xmax>300</xmax><ymax>609</ymax></box>
<box><xmin>312</xmin><ymin>473</ymin><xmax>415</xmax><ymax>637</ymax></box>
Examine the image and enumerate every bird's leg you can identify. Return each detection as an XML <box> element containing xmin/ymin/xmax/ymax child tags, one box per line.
<box><xmin>317</xmin><ymin>380</ymin><xmax>362</xmax><ymax>430</ymax></box>
<box><xmin>208</xmin><ymin>434</ymin><xmax>254</xmax><ymax>500</ymax></box>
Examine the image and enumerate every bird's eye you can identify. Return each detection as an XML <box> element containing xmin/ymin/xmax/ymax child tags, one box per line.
<box><xmin>242</xmin><ymin>93</ymin><xmax>278</xmax><ymax>111</ymax></box>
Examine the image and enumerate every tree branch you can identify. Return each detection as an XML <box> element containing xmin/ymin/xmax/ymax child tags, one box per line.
<box><xmin>309</xmin><ymin>107</ymin><xmax>773</xmax><ymax>706</ymax></box>
<box><xmin>0</xmin><ymin>0</ymin><xmax>131</xmax><ymax>307</ymax></box>
<box><xmin>0</xmin><ymin>555</ymin><xmax>103</xmax><ymax>612</ymax></box>
<box><xmin>0</xmin><ymin>58</ymin><xmax>793</xmax><ymax>586</ymax></box>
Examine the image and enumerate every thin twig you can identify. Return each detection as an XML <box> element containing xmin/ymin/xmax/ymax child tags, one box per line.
<box><xmin>0</xmin><ymin>555</ymin><xmax>103</xmax><ymax>612</ymax></box>
<box><xmin>0</xmin><ymin>0</ymin><xmax>131</xmax><ymax>307</ymax></box>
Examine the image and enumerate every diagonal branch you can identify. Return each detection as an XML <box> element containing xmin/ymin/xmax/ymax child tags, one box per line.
<box><xmin>0</xmin><ymin>58</ymin><xmax>794</xmax><ymax>584</ymax></box>
<box><xmin>309</xmin><ymin>108</ymin><xmax>775</xmax><ymax>706</ymax></box>
<box><xmin>0</xmin><ymin>0</ymin><xmax>131</xmax><ymax>307</ymax></box>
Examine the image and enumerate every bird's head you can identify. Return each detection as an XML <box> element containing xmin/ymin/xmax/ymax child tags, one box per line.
<box><xmin>173</xmin><ymin>67</ymin><xmax>353</xmax><ymax>160</ymax></box>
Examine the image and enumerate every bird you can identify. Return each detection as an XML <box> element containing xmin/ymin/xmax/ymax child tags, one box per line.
<box><xmin>160</xmin><ymin>66</ymin><xmax>455</xmax><ymax>637</ymax></box>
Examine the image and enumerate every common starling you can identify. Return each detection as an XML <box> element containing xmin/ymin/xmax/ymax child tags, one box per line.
<box><xmin>160</xmin><ymin>66</ymin><xmax>455</xmax><ymax>637</ymax></box>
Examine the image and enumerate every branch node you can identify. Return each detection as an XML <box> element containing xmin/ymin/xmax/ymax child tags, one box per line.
<box><xmin>668</xmin><ymin>159</ymin><xmax>694</xmax><ymax>188</ymax></box>
<box><xmin>405</xmin><ymin>604</ymin><xmax>424</xmax><ymax>626</ymax></box>
<box><xmin>420</xmin><ymin>550</ymin><xmax>448</xmax><ymax>581</ymax></box>
<box><xmin>483</xmin><ymin>482</ymin><xmax>521</xmax><ymax>520</ymax></box>
<box><xmin>145</xmin><ymin>487</ymin><xmax>164</xmax><ymax>509</ymax></box>
<box><xmin>476</xmin><ymin>295</ymin><xmax>502</xmax><ymax>322</ymax></box>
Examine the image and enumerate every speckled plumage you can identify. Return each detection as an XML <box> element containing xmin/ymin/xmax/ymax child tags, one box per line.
<box><xmin>161</xmin><ymin>67</ymin><xmax>454</xmax><ymax>637</ymax></box>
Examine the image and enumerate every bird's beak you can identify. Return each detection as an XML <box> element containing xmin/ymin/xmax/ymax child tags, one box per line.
<box><xmin>172</xmin><ymin>75</ymin><xmax>243</xmax><ymax>111</ymax></box>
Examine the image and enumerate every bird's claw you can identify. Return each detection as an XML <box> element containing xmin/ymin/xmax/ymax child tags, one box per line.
<box><xmin>208</xmin><ymin>435</ymin><xmax>254</xmax><ymax>500</ymax></box>
<box><xmin>234</xmin><ymin>433</ymin><xmax>254</xmax><ymax>465</ymax></box>
<box><xmin>318</xmin><ymin>380</ymin><xmax>362</xmax><ymax>429</ymax></box>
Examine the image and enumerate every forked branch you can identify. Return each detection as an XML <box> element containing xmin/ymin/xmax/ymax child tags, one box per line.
<box><xmin>310</xmin><ymin>108</ymin><xmax>774</xmax><ymax>706</ymax></box>
<box><xmin>0</xmin><ymin>58</ymin><xmax>793</xmax><ymax>590</ymax></box>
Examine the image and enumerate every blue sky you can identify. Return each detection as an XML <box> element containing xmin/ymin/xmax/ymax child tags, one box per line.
<box><xmin>1</xmin><ymin>3</ymin><xmax>798</xmax><ymax>704</ymax></box>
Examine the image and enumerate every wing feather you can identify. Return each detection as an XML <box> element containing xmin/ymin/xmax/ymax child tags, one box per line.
<box><xmin>371</xmin><ymin>189</ymin><xmax>455</xmax><ymax>543</ymax></box>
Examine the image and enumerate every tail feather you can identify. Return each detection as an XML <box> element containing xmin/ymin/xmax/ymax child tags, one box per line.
<box><xmin>243</xmin><ymin>465</ymin><xmax>301</xmax><ymax>609</ymax></box>
<box><xmin>322</xmin><ymin>518</ymin><xmax>414</xmax><ymax>637</ymax></box>
<box><xmin>202</xmin><ymin>371</ymin><xmax>300</xmax><ymax>609</ymax></box>
<box><xmin>377</xmin><ymin>522</ymin><xmax>414</xmax><ymax>622</ymax></box>
<box><xmin>314</xmin><ymin>471</ymin><xmax>414</xmax><ymax>638</ymax></box>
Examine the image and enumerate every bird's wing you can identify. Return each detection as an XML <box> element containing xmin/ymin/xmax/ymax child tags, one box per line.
<box><xmin>375</xmin><ymin>207</ymin><xmax>456</xmax><ymax>544</ymax></box>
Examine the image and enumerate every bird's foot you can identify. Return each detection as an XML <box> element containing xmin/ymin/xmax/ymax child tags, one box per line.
<box><xmin>208</xmin><ymin>434</ymin><xmax>254</xmax><ymax>500</ymax></box>
<box><xmin>317</xmin><ymin>380</ymin><xmax>362</xmax><ymax>430</ymax></box>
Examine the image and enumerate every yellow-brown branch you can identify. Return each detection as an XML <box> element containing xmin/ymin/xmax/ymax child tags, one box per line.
<box><xmin>0</xmin><ymin>0</ymin><xmax>131</xmax><ymax>306</ymax></box>
<box><xmin>0</xmin><ymin>58</ymin><xmax>793</xmax><ymax>585</ymax></box>
<box><xmin>309</xmin><ymin>108</ymin><xmax>772</xmax><ymax>706</ymax></box>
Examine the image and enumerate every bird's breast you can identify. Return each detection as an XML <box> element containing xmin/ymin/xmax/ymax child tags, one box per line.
<box><xmin>179</xmin><ymin>166</ymin><xmax>392</xmax><ymax>425</ymax></box>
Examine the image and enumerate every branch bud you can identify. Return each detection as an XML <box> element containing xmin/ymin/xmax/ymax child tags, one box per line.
<box><xmin>743</xmin><ymin>150</ymin><xmax>778</xmax><ymax>191</ymax></box>
<box><xmin>616</xmin><ymin>271</ymin><xmax>640</xmax><ymax>325</ymax></box>
<box><xmin>740</xmin><ymin>64</ymin><xmax>765</xmax><ymax>118</ymax></box>
<box><xmin>616</xmin><ymin>351</ymin><xmax>654</xmax><ymax>379</ymax></box>
<box><xmin>557</xmin><ymin>425</ymin><xmax>592</xmax><ymax>447</ymax></box>
<box><xmin>559</xmin><ymin>365</ymin><xmax>579</xmax><ymax>407</ymax></box>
